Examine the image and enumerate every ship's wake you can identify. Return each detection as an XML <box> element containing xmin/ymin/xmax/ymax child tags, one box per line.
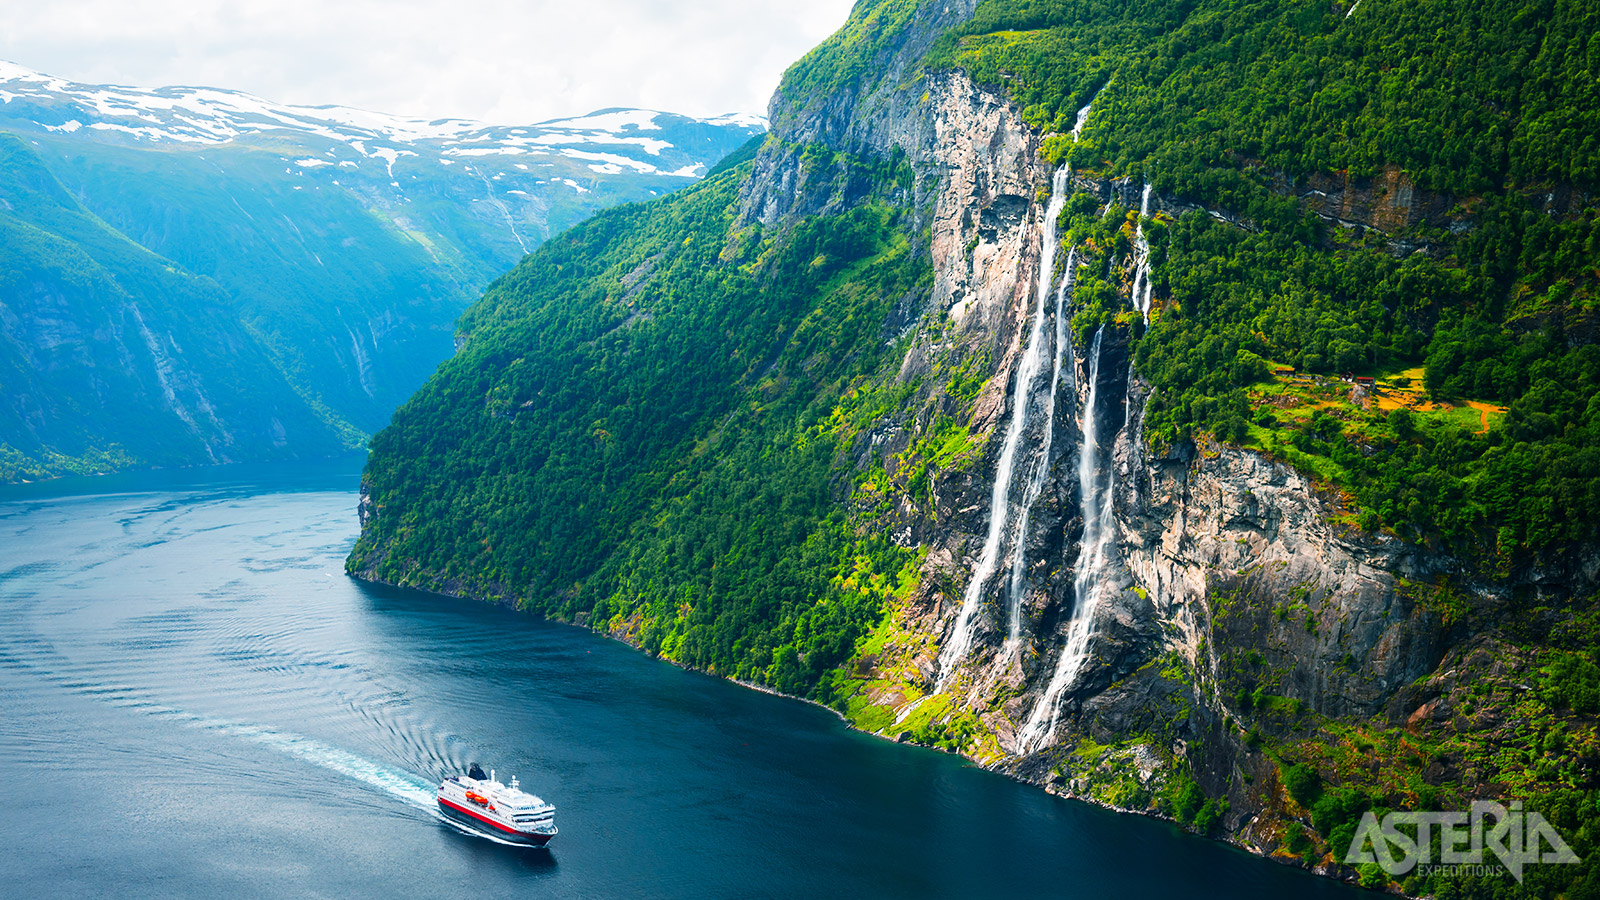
<box><xmin>0</xmin><ymin>620</ymin><xmax>443</xmax><ymax>816</ymax></box>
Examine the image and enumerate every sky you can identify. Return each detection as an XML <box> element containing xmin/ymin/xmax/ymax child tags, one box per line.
<box><xmin>0</xmin><ymin>0</ymin><xmax>859</xmax><ymax>124</ymax></box>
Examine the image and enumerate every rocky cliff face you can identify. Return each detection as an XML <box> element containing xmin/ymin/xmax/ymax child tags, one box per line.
<box><xmin>343</xmin><ymin>2</ymin><xmax>1595</xmax><ymax>884</ymax></box>
<box><xmin>726</xmin><ymin>10</ymin><xmax>1598</xmax><ymax>875</ymax></box>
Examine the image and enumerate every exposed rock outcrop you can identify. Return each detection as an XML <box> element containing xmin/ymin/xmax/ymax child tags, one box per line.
<box><xmin>733</xmin><ymin>18</ymin><xmax>1599</xmax><ymax>877</ymax></box>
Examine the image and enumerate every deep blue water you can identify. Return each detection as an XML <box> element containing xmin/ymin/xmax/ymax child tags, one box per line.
<box><xmin>0</xmin><ymin>461</ymin><xmax>1359</xmax><ymax>898</ymax></box>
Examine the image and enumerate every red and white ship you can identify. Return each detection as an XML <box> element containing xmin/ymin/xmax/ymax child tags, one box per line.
<box><xmin>436</xmin><ymin>764</ymin><xmax>557</xmax><ymax>846</ymax></box>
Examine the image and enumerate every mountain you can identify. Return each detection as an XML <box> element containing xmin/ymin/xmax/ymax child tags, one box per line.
<box><xmin>349</xmin><ymin>0</ymin><xmax>1600</xmax><ymax>895</ymax></box>
<box><xmin>0</xmin><ymin>61</ymin><xmax>763</xmax><ymax>480</ymax></box>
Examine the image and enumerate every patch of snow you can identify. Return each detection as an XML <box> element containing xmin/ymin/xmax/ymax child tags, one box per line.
<box><xmin>295</xmin><ymin>158</ymin><xmax>331</xmax><ymax>167</ymax></box>
<box><xmin>445</xmin><ymin>146</ymin><xmax>527</xmax><ymax>157</ymax></box>
<box><xmin>0</xmin><ymin>62</ymin><xmax>769</xmax><ymax>185</ymax></box>
<box><xmin>537</xmin><ymin>109</ymin><xmax>661</xmax><ymax>132</ymax></box>
<box><xmin>556</xmin><ymin>148</ymin><xmax>658</xmax><ymax>173</ymax></box>
<box><xmin>0</xmin><ymin>60</ymin><xmax>52</xmax><ymax>82</ymax></box>
<box><xmin>560</xmin><ymin>178</ymin><xmax>589</xmax><ymax>193</ymax></box>
<box><xmin>519</xmin><ymin>132</ymin><xmax>673</xmax><ymax>155</ymax></box>
<box><xmin>666</xmin><ymin>163</ymin><xmax>706</xmax><ymax>177</ymax></box>
<box><xmin>703</xmin><ymin>112</ymin><xmax>767</xmax><ymax>130</ymax></box>
<box><xmin>370</xmin><ymin>146</ymin><xmax>413</xmax><ymax>177</ymax></box>
<box><xmin>86</xmin><ymin>121</ymin><xmax>203</xmax><ymax>142</ymax></box>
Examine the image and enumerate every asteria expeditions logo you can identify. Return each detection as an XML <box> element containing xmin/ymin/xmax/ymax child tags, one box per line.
<box><xmin>1345</xmin><ymin>800</ymin><xmax>1580</xmax><ymax>882</ymax></box>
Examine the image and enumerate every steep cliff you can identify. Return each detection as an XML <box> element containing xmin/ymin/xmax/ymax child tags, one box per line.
<box><xmin>351</xmin><ymin>0</ymin><xmax>1600</xmax><ymax>893</ymax></box>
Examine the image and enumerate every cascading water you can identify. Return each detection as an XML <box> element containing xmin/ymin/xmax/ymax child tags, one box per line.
<box><xmin>936</xmin><ymin>166</ymin><xmax>1072</xmax><ymax>687</ymax></box>
<box><xmin>1017</xmin><ymin>326</ymin><xmax>1118</xmax><ymax>752</ymax></box>
<box><xmin>1129</xmin><ymin>183</ymin><xmax>1154</xmax><ymax>323</ymax></box>
<box><xmin>1003</xmin><ymin>247</ymin><xmax>1078</xmax><ymax>649</ymax></box>
<box><xmin>1070</xmin><ymin>97</ymin><xmax>1096</xmax><ymax>142</ymax></box>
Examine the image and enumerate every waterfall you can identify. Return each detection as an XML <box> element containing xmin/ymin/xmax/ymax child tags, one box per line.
<box><xmin>936</xmin><ymin>166</ymin><xmax>1072</xmax><ymax>688</ymax></box>
<box><xmin>1017</xmin><ymin>326</ymin><xmax>1117</xmax><ymax>752</ymax></box>
<box><xmin>1129</xmin><ymin>183</ymin><xmax>1154</xmax><ymax>323</ymax></box>
<box><xmin>1003</xmin><ymin>247</ymin><xmax>1077</xmax><ymax>649</ymax></box>
<box><xmin>1070</xmin><ymin>97</ymin><xmax>1095</xmax><ymax>142</ymax></box>
<box><xmin>346</xmin><ymin>324</ymin><xmax>377</xmax><ymax>398</ymax></box>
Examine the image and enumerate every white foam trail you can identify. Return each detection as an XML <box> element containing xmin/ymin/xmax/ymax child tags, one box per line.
<box><xmin>152</xmin><ymin>707</ymin><xmax>438</xmax><ymax>809</ymax></box>
<box><xmin>2</xmin><ymin>644</ymin><xmax>437</xmax><ymax>811</ymax></box>
<box><xmin>1003</xmin><ymin>248</ymin><xmax>1078</xmax><ymax>649</ymax></box>
<box><xmin>229</xmin><ymin>723</ymin><xmax>438</xmax><ymax>808</ymax></box>
<box><xmin>1018</xmin><ymin>327</ymin><xmax>1117</xmax><ymax>752</ymax></box>
<box><xmin>936</xmin><ymin>166</ymin><xmax>1072</xmax><ymax>688</ymax></box>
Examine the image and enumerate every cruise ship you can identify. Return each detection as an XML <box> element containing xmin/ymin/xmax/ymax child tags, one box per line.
<box><xmin>436</xmin><ymin>764</ymin><xmax>557</xmax><ymax>846</ymax></box>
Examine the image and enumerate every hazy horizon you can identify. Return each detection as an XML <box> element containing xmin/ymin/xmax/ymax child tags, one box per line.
<box><xmin>0</xmin><ymin>0</ymin><xmax>857</xmax><ymax>124</ymax></box>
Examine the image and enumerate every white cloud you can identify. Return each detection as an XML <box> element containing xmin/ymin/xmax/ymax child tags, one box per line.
<box><xmin>0</xmin><ymin>0</ymin><xmax>857</xmax><ymax>123</ymax></box>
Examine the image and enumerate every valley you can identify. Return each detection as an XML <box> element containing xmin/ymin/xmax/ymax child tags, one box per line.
<box><xmin>0</xmin><ymin>62</ymin><xmax>762</xmax><ymax>480</ymax></box>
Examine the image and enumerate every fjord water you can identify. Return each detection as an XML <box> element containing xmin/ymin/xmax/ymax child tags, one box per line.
<box><xmin>0</xmin><ymin>462</ymin><xmax>1356</xmax><ymax>899</ymax></box>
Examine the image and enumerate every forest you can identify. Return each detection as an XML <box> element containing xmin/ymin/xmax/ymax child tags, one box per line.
<box><xmin>351</xmin><ymin>139</ymin><xmax>928</xmax><ymax>694</ymax></box>
<box><xmin>929</xmin><ymin>0</ymin><xmax>1600</xmax><ymax>559</ymax></box>
<box><xmin>353</xmin><ymin>1</ymin><xmax>1600</xmax><ymax>893</ymax></box>
<box><xmin>930</xmin><ymin>0</ymin><xmax>1600</xmax><ymax>894</ymax></box>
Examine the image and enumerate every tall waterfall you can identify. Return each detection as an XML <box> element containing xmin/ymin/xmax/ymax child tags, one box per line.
<box><xmin>1129</xmin><ymin>183</ymin><xmax>1154</xmax><ymax>323</ymax></box>
<box><xmin>936</xmin><ymin>167</ymin><xmax>1072</xmax><ymax>688</ymax></box>
<box><xmin>1004</xmin><ymin>247</ymin><xmax>1078</xmax><ymax>649</ymax></box>
<box><xmin>1017</xmin><ymin>327</ymin><xmax>1117</xmax><ymax>752</ymax></box>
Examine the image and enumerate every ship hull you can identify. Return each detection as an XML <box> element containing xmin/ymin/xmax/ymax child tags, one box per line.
<box><xmin>437</xmin><ymin>797</ymin><xmax>555</xmax><ymax>847</ymax></box>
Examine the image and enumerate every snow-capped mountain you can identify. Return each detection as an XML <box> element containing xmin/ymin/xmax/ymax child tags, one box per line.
<box><xmin>0</xmin><ymin>62</ymin><xmax>766</xmax><ymax>482</ymax></box>
<box><xmin>0</xmin><ymin>60</ymin><xmax>764</xmax><ymax>181</ymax></box>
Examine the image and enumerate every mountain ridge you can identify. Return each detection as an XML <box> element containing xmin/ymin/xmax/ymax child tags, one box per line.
<box><xmin>0</xmin><ymin>60</ymin><xmax>762</xmax><ymax>178</ymax></box>
<box><xmin>0</xmin><ymin>63</ymin><xmax>764</xmax><ymax>481</ymax></box>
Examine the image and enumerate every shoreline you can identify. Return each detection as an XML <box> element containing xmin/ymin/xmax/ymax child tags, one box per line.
<box><xmin>348</xmin><ymin>565</ymin><xmax>1370</xmax><ymax>894</ymax></box>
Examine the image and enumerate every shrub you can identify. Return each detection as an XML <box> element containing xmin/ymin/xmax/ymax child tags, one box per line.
<box><xmin>1283</xmin><ymin>762</ymin><xmax>1323</xmax><ymax>807</ymax></box>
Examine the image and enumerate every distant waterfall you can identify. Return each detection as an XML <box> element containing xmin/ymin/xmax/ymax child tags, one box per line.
<box><xmin>1017</xmin><ymin>327</ymin><xmax>1117</xmax><ymax>752</ymax></box>
<box><xmin>346</xmin><ymin>324</ymin><xmax>377</xmax><ymax>398</ymax></box>
<box><xmin>1003</xmin><ymin>247</ymin><xmax>1078</xmax><ymax>649</ymax></box>
<box><xmin>1070</xmin><ymin>95</ymin><xmax>1097</xmax><ymax>142</ymax></box>
<box><xmin>936</xmin><ymin>167</ymin><xmax>1072</xmax><ymax>688</ymax></box>
<box><xmin>1129</xmin><ymin>183</ymin><xmax>1154</xmax><ymax>323</ymax></box>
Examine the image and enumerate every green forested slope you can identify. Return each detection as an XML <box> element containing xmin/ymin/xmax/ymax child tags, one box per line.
<box><xmin>40</xmin><ymin>138</ymin><xmax>471</xmax><ymax>431</ymax></box>
<box><xmin>350</xmin><ymin>146</ymin><xmax>928</xmax><ymax>691</ymax></box>
<box><xmin>936</xmin><ymin>2</ymin><xmax>1600</xmax><ymax>894</ymax></box>
<box><xmin>934</xmin><ymin>0</ymin><xmax>1600</xmax><ymax>191</ymax></box>
<box><xmin>353</xmin><ymin>0</ymin><xmax>1600</xmax><ymax>692</ymax></box>
<box><xmin>936</xmin><ymin>0</ymin><xmax>1600</xmax><ymax>558</ymax></box>
<box><xmin>351</xmin><ymin>2</ymin><xmax>1600</xmax><ymax>891</ymax></box>
<box><xmin>0</xmin><ymin>88</ymin><xmax>760</xmax><ymax>480</ymax></box>
<box><xmin>0</xmin><ymin>135</ymin><xmax>357</xmax><ymax>478</ymax></box>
